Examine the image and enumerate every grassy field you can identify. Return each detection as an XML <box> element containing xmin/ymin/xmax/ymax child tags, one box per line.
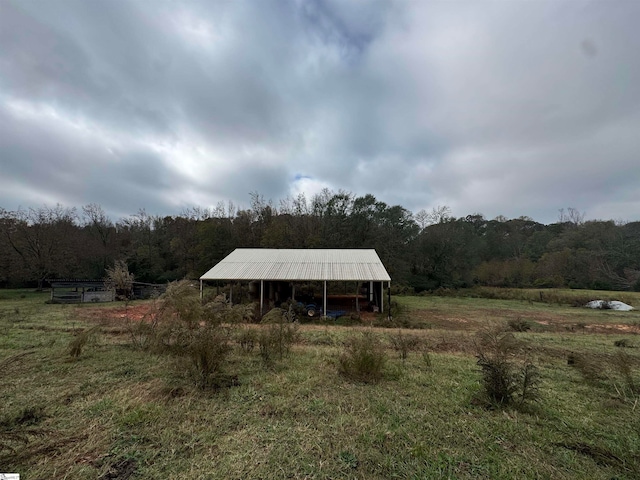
<box><xmin>2</xmin><ymin>289</ymin><xmax>640</xmax><ymax>479</ymax></box>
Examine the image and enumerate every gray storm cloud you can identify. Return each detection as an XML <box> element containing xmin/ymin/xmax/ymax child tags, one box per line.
<box><xmin>1</xmin><ymin>0</ymin><xmax>639</xmax><ymax>223</ymax></box>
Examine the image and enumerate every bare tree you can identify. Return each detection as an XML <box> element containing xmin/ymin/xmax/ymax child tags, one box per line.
<box><xmin>0</xmin><ymin>205</ymin><xmax>78</xmax><ymax>289</ymax></box>
<box><xmin>181</xmin><ymin>206</ymin><xmax>213</xmax><ymax>221</ymax></box>
<box><xmin>82</xmin><ymin>203</ymin><xmax>115</xmax><ymax>271</ymax></box>
<box><xmin>414</xmin><ymin>209</ymin><xmax>430</xmax><ymax>230</ymax></box>
<box><xmin>558</xmin><ymin>207</ymin><xmax>585</xmax><ymax>225</ymax></box>
<box><xmin>414</xmin><ymin>205</ymin><xmax>452</xmax><ymax>229</ymax></box>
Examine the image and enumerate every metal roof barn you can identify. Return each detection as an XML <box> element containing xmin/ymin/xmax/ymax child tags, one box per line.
<box><xmin>200</xmin><ymin>248</ymin><xmax>391</xmax><ymax>282</ymax></box>
<box><xmin>199</xmin><ymin>248</ymin><xmax>392</xmax><ymax>316</ymax></box>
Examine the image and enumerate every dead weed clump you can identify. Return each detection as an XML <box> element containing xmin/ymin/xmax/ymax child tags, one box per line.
<box><xmin>258</xmin><ymin>307</ymin><xmax>298</xmax><ymax>366</ymax></box>
<box><xmin>568</xmin><ymin>353</ymin><xmax>605</xmax><ymax>383</ymax></box>
<box><xmin>389</xmin><ymin>329</ymin><xmax>424</xmax><ymax>364</ymax></box>
<box><xmin>0</xmin><ymin>351</ymin><xmax>35</xmax><ymax>376</ymax></box>
<box><xmin>474</xmin><ymin>327</ymin><xmax>540</xmax><ymax>408</ymax></box>
<box><xmin>610</xmin><ymin>350</ymin><xmax>639</xmax><ymax>399</ymax></box>
<box><xmin>126</xmin><ymin>280</ymin><xmax>242</xmax><ymax>390</ymax></box>
<box><xmin>569</xmin><ymin>350</ymin><xmax>640</xmax><ymax>402</ymax></box>
<box><xmin>614</xmin><ymin>339</ymin><xmax>634</xmax><ymax>348</ymax></box>
<box><xmin>67</xmin><ymin>326</ymin><xmax>100</xmax><ymax>359</ymax></box>
<box><xmin>508</xmin><ymin>317</ymin><xmax>532</xmax><ymax>332</ymax></box>
<box><xmin>237</xmin><ymin>327</ymin><xmax>258</xmax><ymax>353</ymax></box>
<box><xmin>184</xmin><ymin>325</ymin><xmax>233</xmax><ymax>390</ymax></box>
<box><xmin>338</xmin><ymin>331</ymin><xmax>387</xmax><ymax>383</ymax></box>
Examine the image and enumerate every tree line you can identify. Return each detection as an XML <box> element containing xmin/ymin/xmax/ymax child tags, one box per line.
<box><xmin>1</xmin><ymin>191</ymin><xmax>639</xmax><ymax>292</ymax></box>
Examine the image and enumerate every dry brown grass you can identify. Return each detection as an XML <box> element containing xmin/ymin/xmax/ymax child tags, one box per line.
<box><xmin>5</xmin><ymin>290</ymin><xmax>640</xmax><ymax>478</ymax></box>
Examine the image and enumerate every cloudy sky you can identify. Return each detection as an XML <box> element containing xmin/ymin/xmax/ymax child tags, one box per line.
<box><xmin>1</xmin><ymin>0</ymin><xmax>639</xmax><ymax>224</ymax></box>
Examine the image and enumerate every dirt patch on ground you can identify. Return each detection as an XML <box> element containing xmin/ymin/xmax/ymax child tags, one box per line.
<box><xmin>585</xmin><ymin>323</ymin><xmax>640</xmax><ymax>334</ymax></box>
<box><xmin>75</xmin><ymin>301</ymin><xmax>640</xmax><ymax>339</ymax></box>
<box><xmin>78</xmin><ymin>303</ymin><xmax>156</xmax><ymax>326</ymax></box>
<box><xmin>78</xmin><ymin>303</ymin><xmax>154</xmax><ymax>335</ymax></box>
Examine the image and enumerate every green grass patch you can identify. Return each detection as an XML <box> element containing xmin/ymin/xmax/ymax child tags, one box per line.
<box><xmin>448</xmin><ymin>286</ymin><xmax>640</xmax><ymax>308</ymax></box>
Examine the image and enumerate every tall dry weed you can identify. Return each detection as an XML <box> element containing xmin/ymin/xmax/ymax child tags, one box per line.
<box><xmin>475</xmin><ymin>327</ymin><xmax>540</xmax><ymax>408</ymax></box>
<box><xmin>338</xmin><ymin>331</ymin><xmax>387</xmax><ymax>383</ymax></box>
<box><xmin>259</xmin><ymin>307</ymin><xmax>298</xmax><ymax>365</ymax></box>
<box><xmin>67</xmin><ymin>326</ymin><xmax>100</xmax><ymax>359</ymax></box>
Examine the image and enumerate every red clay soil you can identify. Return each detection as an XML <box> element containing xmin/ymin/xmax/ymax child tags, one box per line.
<box><xmin>79</xmin><ymin>303</ymin><xmax>155</xmax><ymax>323</ymax></box>
<box><xmin>79</xmin><ymin>301</ymin><xmax>380</xmax><ymax>326</ymax></box>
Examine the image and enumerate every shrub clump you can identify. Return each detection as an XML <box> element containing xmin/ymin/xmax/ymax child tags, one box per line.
<box><xmin>135</xmin><ymin>280</ymin><xmax>242</xmax><ymax>390</ymax></box>
<box><xmin>237</xmin><ymin>328</ymin><xmax>258</xmax><ymax>353</ymax></box>
<box><xmin>475</xmin><ymin>327</ymin><xmax>540</xmax><ymax>408</ymax></box>
<box><xmin>185</xmin><ymin>325</ymin><xmax>232</xmax><ymax>389</ymax></box>
<box><xmin>507</xmin><ymin>318</ymin><xmax>532</xmax><ymax>332</ymax></box>
<box><xmin>203</xmin><ymin>295</ymin><xmax>254</xmax><ymax>324</ymax></box>
<box><xmin>389</xmin><ymin>330</ymin><xmax>423</xmax><ymax>364</ymax></box>
<box><xmin>147</xmin><ymin>281</ymin><xmax>251</xmax><ymax>353</ymax></box>
<box><xmin>260</xmin><ymin>308</ymin><xmax>287</xmax><ymax>324</ymax></box>
<box><xmin>258</xmin><ymin>305</ymin><xmax>298</xmax><ymax>365</ymax></box>
<box><xmin>338</xmin><ymin>331</ymin><xmax>387</xmax><ymax>383</ymax></box>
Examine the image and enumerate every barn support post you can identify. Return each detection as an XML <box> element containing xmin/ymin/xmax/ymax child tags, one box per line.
<box><xmin>355</xmin><ymin>282</ymin><xmax>359</xmax><ymax>313</ymax></box>
<box><xmin>260</xmin><ymin>280</ymin><xmax>264</xmax><ymax>316</ymax></box>
<box><xmin>200</xmin><ymin>280</ymin><xmax>203</xmax><ymax>300</ymax></box>
<box><xmin>292</xmin><ymin>284</ymin><xmax>295</xmax><ymax>302</ymax></box>
<box><xmin>380</xmin><ymin>281</ymin><xmax>384</xmax><ymax>313</ymax></box>
<box><xmin>387</xmin><ymin>282</ymin><xmax>392</xmax><ymax>320</ymax></box>
<box><xmin>230</xmin><ymin>283</ymin><xmax>233</xmax><ymax>305</ymax></box>
<box><xmin>323</xmin><ymin>281</ymin><xmax>327</xmax><ymax>318</ymax></box>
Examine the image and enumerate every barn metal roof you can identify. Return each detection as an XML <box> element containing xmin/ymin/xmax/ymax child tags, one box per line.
<box><xmin>200</xmin><ymin>249</ymin><xmax>391</xmax><ymax>282</ymax></box>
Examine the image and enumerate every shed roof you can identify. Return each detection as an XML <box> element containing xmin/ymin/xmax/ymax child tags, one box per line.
<box><xmin>200</xmin><ymin>249</ymin><xmax>391</xmax><ymax>282</ymax></box>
